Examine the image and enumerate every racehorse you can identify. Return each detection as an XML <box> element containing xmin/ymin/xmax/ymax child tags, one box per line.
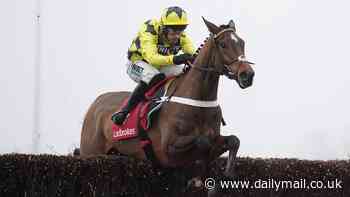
<box><xmin>79</xmin><ymin>17</ymin><xmax>255</xmax><ymax>195</ymax></box>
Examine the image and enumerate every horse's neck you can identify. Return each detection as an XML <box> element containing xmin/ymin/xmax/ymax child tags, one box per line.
<box><xmin>175</xmin><ymin>40</ymin><xmax>220</xmax><ymax>101</ymax></box>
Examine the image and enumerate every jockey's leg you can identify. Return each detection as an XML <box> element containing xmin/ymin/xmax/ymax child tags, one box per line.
<box><xmin>111</xmin><ymin>81</ymin><xmax>148</xmax><ymax>125</ymax></box>
<box><xmin>111</xmin><ymin>72</ymin><xmax>166</xmax><ymax>125</ymax></box>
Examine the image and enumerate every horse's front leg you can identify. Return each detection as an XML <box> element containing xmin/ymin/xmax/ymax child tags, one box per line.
<box><xmin>209</xmin><ymin>134</ymin><xmax>240</xmax><ymax>177</ymax></box>
<box><xmin>166</xmin><ymin>135</ymin><xmax>212</xmax><ymax>191</ymax></box>
<box><xmin>207</xmin><ymin>134</ymin><xmax>240</xmax><ymax>197</ymax></box>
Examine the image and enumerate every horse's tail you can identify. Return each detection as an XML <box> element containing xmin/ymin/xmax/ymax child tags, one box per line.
<box><xmin>73</xmin><ymin>148</ymin><xmax>80</xmax><ymax>156</ymax></box>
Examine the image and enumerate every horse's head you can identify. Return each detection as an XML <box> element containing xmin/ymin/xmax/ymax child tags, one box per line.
<box><xmin>202</xmin><ymin>17</ymin><xmax>255</xmax><ymax>89</ymax></box>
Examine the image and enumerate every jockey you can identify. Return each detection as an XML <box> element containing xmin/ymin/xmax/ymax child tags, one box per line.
<box><xmin>111</xmin><ymin>6</ymin><xmax>196</xmax><ymax>125</ymax></box>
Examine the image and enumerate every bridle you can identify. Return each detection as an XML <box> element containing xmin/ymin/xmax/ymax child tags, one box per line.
<box><xmin>189</xmin><ymin>28</ymin><xmax>255</xmax><ymax>79</ymax></box>
<box><xmin>159</xmin><ymin>28</ymin><xmax>255</xmax><ymax>108</ymax></box>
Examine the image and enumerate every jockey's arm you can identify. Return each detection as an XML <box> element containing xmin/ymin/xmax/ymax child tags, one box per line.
<box><xmin>139</xmin><ymin>32</ymin><xmax>174</xmax><ymax>69</ymax></box>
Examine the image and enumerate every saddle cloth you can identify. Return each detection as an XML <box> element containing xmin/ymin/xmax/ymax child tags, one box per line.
<box><xmin>112</xmin><ymin>77</ymin><xmax>175</xmax><ymax>141</ymax></box>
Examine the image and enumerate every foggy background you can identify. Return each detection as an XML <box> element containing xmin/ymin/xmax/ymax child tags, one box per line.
<box><xmin>1</xmin><ymin>0</ymin><xmax>349</xmax><ymax>160</ymax></box>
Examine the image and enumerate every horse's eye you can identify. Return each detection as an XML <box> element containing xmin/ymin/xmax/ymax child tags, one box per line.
<box><xmin>219</xmin><ymin>42</ymin><xmax>226</xmax><ymax>48</ymax></box>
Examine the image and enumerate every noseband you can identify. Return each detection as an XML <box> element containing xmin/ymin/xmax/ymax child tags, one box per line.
<box><xmin>189</xmin><ymin>28</ymin><xmax>254</xmax><ymax>79</ymax></box>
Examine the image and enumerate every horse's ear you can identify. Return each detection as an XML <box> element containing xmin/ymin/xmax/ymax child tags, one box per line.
<box><xmin>202</xmin><ymin>16</ymin><xmax>220</xmax><ymax>35</ymax></box>
<box><xmin>228</xmin><ymin>20</ymin><xmax>236</xmax><ymax>31</ymax></box>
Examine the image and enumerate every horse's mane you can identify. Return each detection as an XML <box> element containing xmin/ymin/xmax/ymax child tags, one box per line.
<box><xmin>192</xmin><ymin>36</ymin><xmax>210</xmax><ymax>59</ymax></box>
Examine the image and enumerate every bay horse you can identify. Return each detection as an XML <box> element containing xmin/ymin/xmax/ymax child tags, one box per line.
<box><xmin>80</xmin><ymin>17</ymin><xmax>255</xmax><ymax>195</ymax></box>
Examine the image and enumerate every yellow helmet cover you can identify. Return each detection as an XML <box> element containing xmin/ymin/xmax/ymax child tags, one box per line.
<box><xmin>161</xmin><ymin>6</ymin><xmax>189</xmax><ymax>26</ymax></box>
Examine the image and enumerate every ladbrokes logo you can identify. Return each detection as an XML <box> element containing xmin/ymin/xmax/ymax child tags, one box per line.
<box><xmin>113</xmin><ymin>128</ymin><xmax>136</xmax><ymax>138</ymax></box>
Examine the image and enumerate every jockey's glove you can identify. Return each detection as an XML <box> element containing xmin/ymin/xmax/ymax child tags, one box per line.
<box><xmin>173</xmin><ymin>53</ymin><xmax>195</xmax><ymax>65</ymax></box>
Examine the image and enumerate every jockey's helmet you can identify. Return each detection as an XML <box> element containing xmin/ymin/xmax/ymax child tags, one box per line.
<box><xmin>160</xmin><ymin>6</ymin><xmax>189</xmax><ymax>32</ymax></box>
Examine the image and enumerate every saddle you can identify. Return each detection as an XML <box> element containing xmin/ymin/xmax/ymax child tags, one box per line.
<box><xmin>112</xmin><ymin>77</ymin><xmax>176</xmax><ymax>142</ymax></box>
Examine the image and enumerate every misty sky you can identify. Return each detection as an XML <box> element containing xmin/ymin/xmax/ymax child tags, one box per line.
<box><xmin>1</xmin><ymin>0</ymin><xmax>349</xmax><ymax>160</ymax></box>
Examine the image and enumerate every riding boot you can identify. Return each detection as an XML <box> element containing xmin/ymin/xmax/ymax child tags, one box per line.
<box><xmin>111</xmin><ymin>81</ymin><xmax>149</xmax><ymax>125</ymax></box>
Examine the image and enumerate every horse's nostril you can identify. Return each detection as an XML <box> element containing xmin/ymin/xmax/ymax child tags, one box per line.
<box><xmin>239</xmin><ymin>72</ymin><xmax>249</xmax><ymax>81</ymax></box>
<box><xmin>240</xmin><ymin>71</ymin><xmax>254</xmax><ymax>82</ymax></box>
<box><xmin>238</xmin><ymin>71</ymin><xmax>254</xmax><ymax>88</ymax></box>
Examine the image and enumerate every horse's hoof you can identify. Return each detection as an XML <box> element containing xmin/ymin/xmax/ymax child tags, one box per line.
<box><xmin>186</xmin><ymin>177</ymin><xmax>204</xmax><ymax>191</ymax></box>
<box><xmin>189</xmin><ymin>177</ymin><xmax>203</xmax><ymax>188</ymax></box>
<box><xmin>73</xmin><ymin>148</ymin><xmax>80</xmax><ymax>156</ymax></box>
